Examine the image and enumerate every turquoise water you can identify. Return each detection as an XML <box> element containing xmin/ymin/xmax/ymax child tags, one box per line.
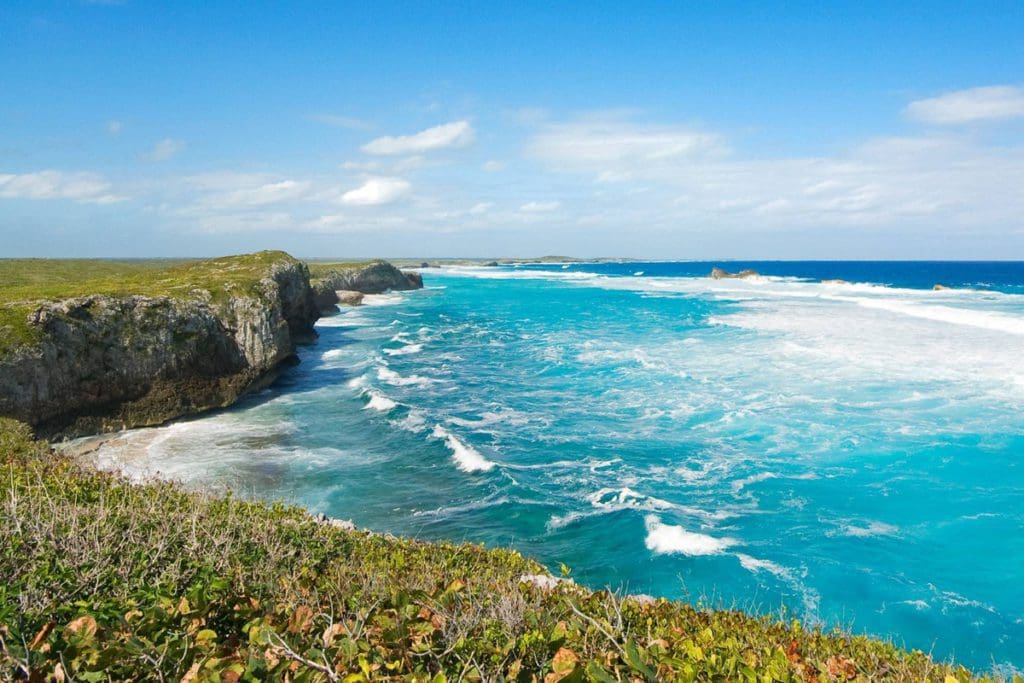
<box><xmin>92</xmin><ymin>263</ymin><xmax>1024</xmax><ymax>672</ymax></box>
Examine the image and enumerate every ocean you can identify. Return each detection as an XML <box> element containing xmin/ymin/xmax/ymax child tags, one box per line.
<box><xmin>87</xmin><ymin>261</ymin><xmax>1024</xmax><ymax>672</ymax></box>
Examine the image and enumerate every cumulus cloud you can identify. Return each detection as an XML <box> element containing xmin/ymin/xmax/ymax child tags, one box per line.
<box><xmin>906</xmin><ymin>85</ymin><xmax>1024</xmax><ymax>124</ymax></box>
<box><xmin>519</xmin><ymin>200</ymin><xmax>561</xmax><ymax>213</ymax></box>
<box><xmin>0</xmin><ymin>170</ymin><xmax>125</xmax><ymax>204</ymax></box>
<box><xmin>143</xmin><ymin>138</ymin><xmax>185</xmax><ymax>162</ymax></box>
<box><xmin>362</xmin><ymin>120</ymin><xmax>474</xmax><ymax>155</ymax></box>
<box><xmin>340</xmin><ymin>177</ymin><xmax>411</xmax><ymax>205</ymax></box>
<box><xmin>469</xmin><ymin>202</ymin><xmax>493</xmax><ymax>214</ymax></box>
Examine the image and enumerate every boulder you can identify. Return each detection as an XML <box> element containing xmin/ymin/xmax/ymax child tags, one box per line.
<box><xmin>335</xmin><ymin>290</ymin><xmax>364</xmax><ymax>306</ymax></box>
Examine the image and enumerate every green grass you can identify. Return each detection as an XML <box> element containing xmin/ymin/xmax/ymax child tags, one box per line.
<box><xmin>0</xmin><ymin>251</ymin><xmax>302</xmax><ymax>358</ymax></box>
<box><xmin>306</xmin><ymin>261</ymin><xmax>384</xmax><ymax>279</ymax></box>
<box><xmin>0</xmin><ymin>419</ymin><xmax>1001</xmax><ymax>682</ymax></box>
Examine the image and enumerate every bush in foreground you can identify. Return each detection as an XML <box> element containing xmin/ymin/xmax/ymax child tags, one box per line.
<box><xmin>0</xmin><ymin>419</ymin><xmax>999</xmax><ymax>681</ymax></box>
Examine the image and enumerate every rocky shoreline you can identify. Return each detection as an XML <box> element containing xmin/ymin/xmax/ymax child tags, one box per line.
<box><xmin>0</xmin><ymin>252</ymin><xmax>422</xmax><ymax>440</ymax></box>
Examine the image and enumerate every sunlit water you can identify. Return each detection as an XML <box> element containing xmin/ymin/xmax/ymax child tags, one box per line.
<box><xmin>86</xmin><ymin>262</ymin><xmax>1024</xmax><ymax>672</ymax></box>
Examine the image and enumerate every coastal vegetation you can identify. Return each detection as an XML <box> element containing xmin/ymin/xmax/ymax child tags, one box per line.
<box><xmin>0</xmin><ymin>418</ymin><xmax>993</xmax><ymax>681</ymax></box>
<box><xmin>0</xmin><ymin>252</ymin><xmax>303</xmax><ymax>358</ymax></box>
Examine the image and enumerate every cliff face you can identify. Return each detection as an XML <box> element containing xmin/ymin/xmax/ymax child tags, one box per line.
<box><xmin>0</xmin><ymin>255</ymin><xmax>319</xmax><ymax>438</ymax></box>
<box><xmin>311</xmin><ymin>261</ymin><xmax>423</xmax><ymax>313</ymax></box>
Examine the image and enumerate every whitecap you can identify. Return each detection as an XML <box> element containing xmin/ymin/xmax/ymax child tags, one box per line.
<box><xmin>643</xmin><ymin>515</ymin><xmax>736</xmax><ymax>556</ymax></box>
<box><xmin>364</xmin><ymin>391</ymin><xmax>397</xmax><ymax>412</ymax></box>
<box><xmin>383</xmin><ymin>343</ymin><xmax>423</xmax><ymax>356</ymax></box>
<box><xmin>394</xmin><ymin>410</ymin><xmax>428</xmax><ymax>433</ymax></box>
<box><xmin>589</xmin><ymin>487</ymin><xmax>675</xmax><ymax>511</ymax></box>
<box><xmin>377</xmin><ymin>366</ymin><xmax>436</xmax><ymax>388</ymax></box>
<box><xmin>431</xmin><ymin>425</ymin><xmax>496</xmax><ymax>473</ymax></box>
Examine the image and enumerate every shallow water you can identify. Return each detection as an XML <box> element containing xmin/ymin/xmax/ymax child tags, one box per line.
<box><xmin>88</xmin><ymin>262</ymin><xmax>1024</xmax><ymax>672</ymax></box>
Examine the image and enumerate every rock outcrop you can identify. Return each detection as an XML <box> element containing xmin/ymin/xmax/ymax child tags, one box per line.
<box><xmin>0</xmin><ymin>253</ymin><xmax>319</xmax><ymax>438</ymax></box>
<box><xmin>335</xmin><ymin>290</ymin><xmax>365</xmax><ymax>306</ymax></box>
<box><xmin>710</xmin><ymin>266</ymin><xmax>760</xmax><ymax>280</ymax></box>
<box><xmin>312</xmin><ymin>261</ymin><xmax>422</xmax><ymax>314</ymax></box>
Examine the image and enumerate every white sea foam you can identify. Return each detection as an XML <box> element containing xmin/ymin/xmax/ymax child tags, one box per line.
<box><xmin>383</xmin><ymin>343</ymin><xmax>423</xmax><ymax>356</ymax></box>
<box><xmin>643</xmin><ymin>515</ymin><xmax>736</xmax><ymax>556</ymax></box>
<box><xmin>736</xmin><ymin>553</ymin><xmax>790</xmax><ymax>578</ymax></box>
<box><xmin>364</xmin><ymin>391</ymin><xmax>397</xmax><ymax>412</ymax></box>
<box><xmin>589</xmin><ymin>487</ymin><xmax>675</xmax><ymax>511</ymax></box>
<box><xmin>834</xmin><ymin>520</ymin><xmax>900</xmax><ymax>538</ymax></box>
<box><xmin>431</xmin><ymin>425</ymin><xmax>496</xmax><ymax>472</ymax></box>
<box><xmin>394</xmin><ymin>410</ymin><xmax>428</xmax><ymax>433</ymax></box>
<box><xmin>362</xmin><ymin>292</ymin><xmax>406</xmax><ymax>306</ymax></box>
<box><xmin>377</xmin><ymin>365</ymin><xmax>437</xmax><ymax>388</ymax></box>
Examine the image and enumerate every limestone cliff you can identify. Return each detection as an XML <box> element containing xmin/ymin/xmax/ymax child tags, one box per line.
<box><xmin>0</xmin><ymin>253</ymin><xmax>319</xmax><ymax>438</ymax></box>
<box><xmin>311</xmin><ymin>260</ymin><xmax>423</xmax><ymax>314</ymax></box>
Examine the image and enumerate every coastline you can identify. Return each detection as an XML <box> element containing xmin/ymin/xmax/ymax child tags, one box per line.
<box><xmin>2</xmin><ymin>254</ymin><xmax>1019</xmax><ymax>679</ymax></box>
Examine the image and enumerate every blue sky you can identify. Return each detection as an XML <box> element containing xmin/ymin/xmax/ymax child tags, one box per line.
<box><xmin>2</xmin><ymin>2</ymin><xmax>1023</xmax><ymax>258</ymax></box>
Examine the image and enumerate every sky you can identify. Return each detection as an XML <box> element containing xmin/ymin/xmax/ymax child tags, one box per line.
<box><xmin>1</xmin><ymin>1</ymin><xmax>1023</xmax><ymax>259</ymax></box>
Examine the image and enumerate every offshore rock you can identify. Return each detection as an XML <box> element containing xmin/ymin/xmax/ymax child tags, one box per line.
<box><xmin>0</xmin><ymin>254</ymin><xmax>319</xmax><ymax>439</ymax></box>
<box><xmin>710</xmin><ymin>266</ymin><xmax>760</xmax><ymax>280</ymax></box>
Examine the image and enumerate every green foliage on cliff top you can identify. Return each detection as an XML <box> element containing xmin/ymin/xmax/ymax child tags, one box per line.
<box><xmin>0</xmin><ymin>421</ymin><xmax>999</xmax><ymax>682</ymax></box>
<box><xmin>0</xmin><ymin>251</ymin><xmax>301</xmax><ymax>357</ymax></box>
<box><xmin>306</xmin><ymin>260</ymin><xmax>384</xmax><ymax>279</ymax></box>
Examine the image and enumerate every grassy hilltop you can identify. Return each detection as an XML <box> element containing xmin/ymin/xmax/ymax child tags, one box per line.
<box><xmin>0</xmin><ymin>419</ymin><xmax>990</xmax><ymax>682</ymax></box>
<box><xmin>0</xmin><ymin>252</ymin><xmax>304</xmax><ymax>358</ymax></box>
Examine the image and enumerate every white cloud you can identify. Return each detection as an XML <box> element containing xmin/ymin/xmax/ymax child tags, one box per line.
<box><xmin>519</xmin><ymin>200</ymin><xmax>560</xmax><ymax>213</ymax></box>
<box><xmin>143</xmin><ymin>138</ymin><xmax>185</xmax><ymax>162</ymax></box>
<box><xmin>482</xmin><ymin>160</ymin><xmax>506</xmax><ymax>172</ymax></box>
<box><xmin>340</xmin><ymin>177</ymin><xmax>411</xmax><ymax>205</ymax></box>
<box><xmin>528</xmin><ymin>117</ymin><xmax>723</xmax><ymax>174</ymax></box>
<box><xmin>469</xmin><ymin>202</ymin><xmax>493</xmax><ymax>214</ymax></box>
<box><xmin>107</xmin><ymin>120</ymin><xmax>123</xmax><ymax>134</ymax></box>
<box><xmin>362</xmin><ymin>120</ymin><xmax>474</xmax><ymax>155</ymax></box>
<box><xmin>213</xmin><ymin>179</ymin><xmax>311</xmax><ymax>207</ymax></box>
<box><xmin>0</xmin><ymin>170</ymin><xmax>126</xmax><ymax>204</ymax></box>
<box><xmin>906</xmin><ymin>85</ymin><xmax>1024</xmax><ymax>124</ymax></box>
<box><xmin>307</xmin><ymin>113</ymin><xmax>373</xmax><ymax>130</ymax></box>
<box><xmin>525</xmin><ymin>115</ymin><xmax>1024</xmax><ymax>231</ymax></box>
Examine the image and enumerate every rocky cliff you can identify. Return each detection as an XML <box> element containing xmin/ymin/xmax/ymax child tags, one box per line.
<box><xmin>311</xmin><ymin>260</ymin><xmax>423</xmax><ymax>313</ymax></box>
<box><xmin>0</xmin><ymin>252</ymin><xmax>319</xmax><ymax>438</ymax></box>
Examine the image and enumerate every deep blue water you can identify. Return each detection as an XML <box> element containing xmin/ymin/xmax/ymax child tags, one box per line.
<box><xmin>90</xmin><ymin>262</ymin><xmax>1024</xmax><ymax>673</ymax></box>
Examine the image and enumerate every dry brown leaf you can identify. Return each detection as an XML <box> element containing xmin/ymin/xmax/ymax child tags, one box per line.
<box><xmin>65</xmin><ymin>616</ymin><xmax>97</xmax><ymax>639</ymax></box>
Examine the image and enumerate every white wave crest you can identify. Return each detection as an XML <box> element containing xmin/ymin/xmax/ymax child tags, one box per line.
<box><xmin>589</xmin><ymin>487</ymin><xmax>675</xmax><ymax>512</ymax></box>
<box><xmin>431</xmin><ymin>425</ymin><xmax>496</xmax><ymax>473</ymax></box>
<box><xmin>377</xmin><ymin>366</ymin><xmax>436</xmax><ymax>388</ymax></box>
<box><xmin>643</xmin><ymin>515</ymin><xmax>736</xmax><ymax>556</ymax></box>
<box><xmin>364</xmin><ymin>391</ymin><xmax>397</xmax><ymax>412</ymax></box>
<box><xmin>383</xmin><ymin>343</ymin><xmax>423</xmax><ymax>356</ymax></box>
